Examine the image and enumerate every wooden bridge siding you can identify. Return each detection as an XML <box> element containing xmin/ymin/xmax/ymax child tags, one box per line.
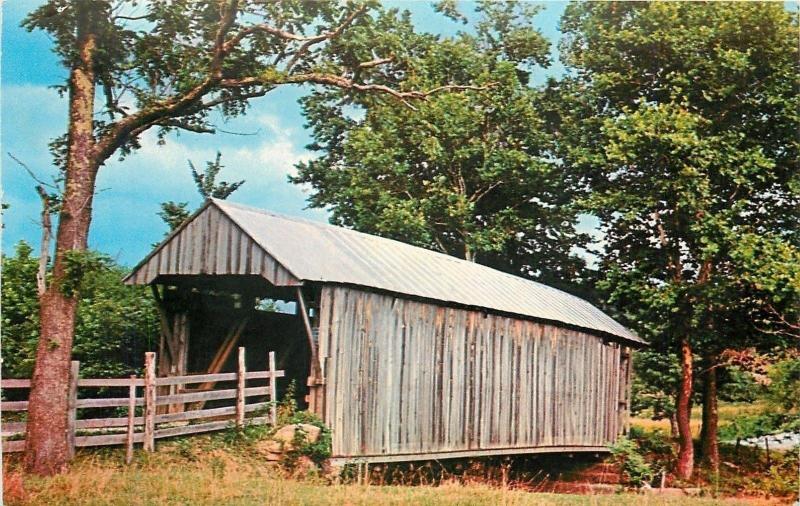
<box><xmin>127</xmin><ymin>205</ymin><xmax>300</xmax><ymax>286</ymax></box>
<box><xmin>318</xmin><ymin>286</ymin><xmax>627</xmax><ymax>460</ymax></box>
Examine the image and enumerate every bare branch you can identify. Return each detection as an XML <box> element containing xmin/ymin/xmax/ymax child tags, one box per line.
<box><xmin>113</xmin><ymin>14</ymin><xmax>150</xmax><ymax>21</ymax></box>
<box><xmin>8</xmin><ymin>153</ymin><xmax>56</xmax><ymax>295</ymax></box>
<box><xmin>157</xmin><ymin>119</ymin><xmax>216</xmax><ymax>134</ymax></box>
<box><xmin>35</xmin><ymin>186</ymin><xmax>52</xmax><ymax>296</ymax></box>
<box><xmin>199</xmin><ymin>88</ymin><xmax>272</xmax><ymax>110</ymax></box>
<box><xmin>7</xmin><ymin>153</ymin><xmax>59</xmax><ymax>191</ymax></box>
<box><xmin>358</xmin><ymin>57</ymin><xmax>394</xmax><ymax>69</ymax></box>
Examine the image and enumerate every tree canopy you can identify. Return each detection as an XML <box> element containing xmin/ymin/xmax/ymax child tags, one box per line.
<box><xmin>558</xmin><ymin>1</ymin><xmax>799</xmax><ymax>477</ymax></box>
<box><xmin>293</xmin><ymin>1</ymin><xmax>587</xmax><ymax>287</ymax></box>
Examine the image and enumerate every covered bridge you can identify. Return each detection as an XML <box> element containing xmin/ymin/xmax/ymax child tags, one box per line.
<box><xmin>126</xmin><ymin>199</ymin><xmax>644</xmax><ymax>463</ymax></box>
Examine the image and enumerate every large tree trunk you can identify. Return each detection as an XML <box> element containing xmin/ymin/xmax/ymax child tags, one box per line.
<box><xmin>675</xmin><ymin>336</ymin><xmax>695</xmax><ymax>480</ymax></box>
<box><xmin>700</xmin><ymin>356</ymin><xmax>720</xmax><ymax>473</ymax></box>
<box><xmin>24</xmin><ymin>2</ymin><xmax>98</xmax><ymax>476</ymax></box>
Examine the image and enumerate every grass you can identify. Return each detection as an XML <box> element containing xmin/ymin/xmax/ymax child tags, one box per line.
<box><xmin>629</xmin><ymin>402</ymin><xmax>767</xmax><ymax>436</ymax></box>
<box><xmin>2</xmin><ymin>436</ymin><xmax>782</xmax><ymax>506</ymax></box>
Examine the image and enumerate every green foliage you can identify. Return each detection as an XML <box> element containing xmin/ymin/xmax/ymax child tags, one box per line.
<box><xmin>1</xmin><ymin>243</ymin><xmax>41</xmax><ymax>377</ymax></box>
<box><xmin>190</xmin><ymin>152</ymin><xmax>244</xmax><ymax>201</ymax></box>
<box><xmin>766</xmin><ymin>358</ymin><xmax>800</xmax><ymax>413</ymax></box>
<box><xmin>23</xmin><ymin>1</ymin><xmax>483</xmax><ymax>171</ymax></box>
<box><xmin>718</xmin><ymin>367</ymin><xmax>761</xmax><ymax>404</ymax></box>
<box><xmin>274</xmin><ymin>380</ymin><xmax>332</xmax><ymax>466</ymax></box>
<box><xmin>1</xmin><ymin>241</ymin><xmax>158</xmax><ymax>378</ymax></box>
<box><xmin>630</xmin><ymin>349</ymin><xmax>680</xmax><ymax>419</ymax></box>
<box><xmin>59</xmin><ymin>249</ymin><xmax>105</xmax><ymax>298</ymax></box>
<box><xmin>609</xmin><ymin>436</ymin><xmax>654</xmax><ymax>487</ymax></box>
<box><xmin>215</xmin><ymin>421</ymin><xmax>271</xmax><ymax>449</ymax></box>
<box><xmin>719</xmin><ymin>358</ymin><xmax>800</xmax><ymax>440</ymax></box>
<box><xmin>157</xmin><ymin>201</ymin><xmax>190</xmax><ymax>232</ymax></box>
<box><xmin>294</xmin><ymin>1</ymin><xmax>587</xmax><ymax>288</ymax></box>
<box><xmin>558</xmin><ymin>4</ymin><xmax>799</xmax><ymax>460</ymax></box>
<box><xmin>719</xmin><ymin>413</ymin><xmax>783</xmax><ymax>442</ymax></box>
<box><xmin>159</xmin><ymin>152</ymin><xmax>244</xmax><ymax>232</ymax></box>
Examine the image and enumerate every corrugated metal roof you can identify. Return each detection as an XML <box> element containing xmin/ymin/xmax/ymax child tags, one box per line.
<box><xmin>211</xmin><ymin>199</ymin><xmax>643</xmax><ymax>344</ymax></box>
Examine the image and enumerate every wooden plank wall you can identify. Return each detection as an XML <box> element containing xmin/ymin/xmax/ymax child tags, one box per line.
<box><xmin>317</xmin><ymin>285</ymin><xmax>629</xmax><ymax>460</ymax></box>
<box><xmin>127</xmin><ymin>205</ymin><xmax>300</xmax><ymax>286</ymax></box>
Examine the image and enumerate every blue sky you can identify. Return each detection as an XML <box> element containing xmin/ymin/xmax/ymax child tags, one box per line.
<box><xmin>1</xmin><ymin>1</ymin><xmax>568</xmax><ymax>267</ymax></box>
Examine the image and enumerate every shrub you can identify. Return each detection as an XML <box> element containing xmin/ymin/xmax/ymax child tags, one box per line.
<box><xmin>609</xmin><ymin>436</ymin><xmax>654</xmax><ymax>487</ymax></box>
<box><xmin>273</xmin><ymin>380</ymin><xmax>332</xmax><ymax>467</ymax></box>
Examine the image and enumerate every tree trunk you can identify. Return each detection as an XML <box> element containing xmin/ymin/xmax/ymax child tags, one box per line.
<box><xmin>669</xmin><ymin>412</ymin><xmax>679</xmax><ymax>438</ymax></box>
<box><xmin>700</xmin><ymin>357</ymin><xmax>719</xmax><ymax>473</ymax></box>
<box><xmin>675</xmin><ymin>336</ymin><xmax>694</xmax><ymax>480</ymax></box>
<box><xmin>24</xmin><ymin>2</ymin><xmax>98</xmax><ymax>476</ymax></box>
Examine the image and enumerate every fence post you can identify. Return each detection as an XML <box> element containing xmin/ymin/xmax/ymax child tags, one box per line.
<box><xmin>269</xmin><ymin>351</ymin><xmax>277</xmax><ymax>425</ymax></box>
<box><xmin>126</xmin><ymin>374</ymin><xmax>137</xmax><ymax>464</ymax></box>
<box><xmin>67</xmin><ymin>360</ymin><xmax>79</xmax><ymax>458</ymax></box>
<box><xmin>144</xmin><ymin>352</ymin><xmax>156</xmax><ymax>452</ymax></box>
<box><xmin>236</xmin><ymin>347</ymin><xmax>246</xmax><ymax>428</ymax></box>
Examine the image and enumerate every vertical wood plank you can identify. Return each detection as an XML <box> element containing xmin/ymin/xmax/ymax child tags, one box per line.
<box><xmin>144</xmin><ymin>352</ymin><xmax>156</xmax><ymax>452</ymax></box>
<box><xmin>67</xmin><ymin>360</ymin><xmax>79</xmax><ymax>459</ymax></box>
<box><xmin>269</xmin><ymin>351</ymin><xmax>278</xmax><ymax>425</ymax></box>
<box><xmin>236</xmin><ymin>347</ymin><xmax>246</xmax><ymax>428</ymax></box>
<box><xmin>126</xmin><ymin>374</ymin><xmax>136</xmax><ymax>464</ymax></box>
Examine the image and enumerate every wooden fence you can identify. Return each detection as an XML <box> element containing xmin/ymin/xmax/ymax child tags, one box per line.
<box><xmin>1</xmin><ymin>348</ymin><xmax>283</xmax><ymax>462</ymax></box>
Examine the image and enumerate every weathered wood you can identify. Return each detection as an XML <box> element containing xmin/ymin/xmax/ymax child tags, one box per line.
<box><xmin>144</xmin><ymin>352</ymin><xmax>156</xmax><ymax>452</ymax></box>
<box><xmin>2</xmin><ymin>440</ymin><xmax>26</xmax><ymax>452</ymax></box>
<box><xmin>192</xmin><ymin>318</ymin><xmax>249</xmax><ymax>395</ymax></box>
<box><xmin>67</xmin><ymin>360</ymin><xmax>79</xmax><ymax>458</ymax></box>
<box><xmin>2</xmin><ymin>422</ymin><xmax>27</xmax><ymax>435</ymax></box>
<box><xmin>316</xmin><ymin>285</ymin><xmax>633</xmax><ymax>461</ymax></box>
<box><xmin>154</xmin><ymin>369</ymin><xmax>282</xmax><ymax>387</ymax></box>
<box><xmin>269</xmin><ymin>351</ymin><xmax>278</xmax><ymax>424</ymax></box>
<box><xmin>125</xmin><ymin>204</ymin><xmax>301</xmax><ymax>286</ymax></box>
<box><xmin>327</xmin><ymin>445</ymin><xmax>611</xmax><ymax>465</ymax></box>
<box><xmin>126</xmin><ymin>375</ymin><xmax>136</xmax><ymax>465</ymax></box>
<box><xmin>155</xmin><ymin>402</ymin><xmax>270</xmax><ymax>424</ymax></box>
<box><xmin>0</xmin><ymin>379</ymin><xmax>31</xmax><ymax>388</ymax></box>
<box><xmin>1</xmin><ymin>401</ymin><xmax>29</xmax><ymax>411</ymax></box>
<box><xmin>297</xmin><ymin>286</ymin><xmax>324</xmax><ymax>415</ymax></box>
<box><xmin>76</xmin><ymin>433</ymin><xmax>144</xmax><ymax>448</ymax></box>
<box><xmin>236</xmin><ymin>347</ymin><xmax>246</xmax><ymax>428</ymax></box>
<box><xmin>154</xmin><ymin>420</ymin><xmax>232</xmax><ymax>439</ymax></box>
<box><xmin>78</xmin><ymin>378</ymin><xmax>145</xmax><ymax>387</ymax></box>
<box><xmin>156</xmin><ymin>386</ymin><xmax>269</xmax><ymax>406</ymax></box>
<box><xmin>1</xmin><ymin>349</ymin><xmax>284</xmax><ymax>455</ymax></box>
<box><xmin>77</xmin><ymin>416</ymin><xmax>143</xmax><ymax>429</ymax></box>
<box><xmin>76</xmin><ymin>397</ymin><xmax>145</xmax><ymax>409</ymax></box>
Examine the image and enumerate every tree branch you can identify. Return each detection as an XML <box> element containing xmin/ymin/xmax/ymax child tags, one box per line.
<box><xmin>223</xmin><ymin>4</ymin><xmax>367</xmax><ymax>58</ymax></box>
<box><xmin>358</xmin><ymin>56</ymin><xmax>394</xmax><ymax>69</ymax></box>
<box><xmin>285</xmin><ymin>5</ymin><xmax>368</xmax><ymax>72</ymax></box>
<box><xmin>35</xmin><ymin>186</ymin><xmax>52</xmax><ymax>296</ymax></box>
<box><xmin>221</xmin><ymin>73</ymin><xmax>489</xmax><ymax>110</ymax></box>
<box><xmin>8</xmin><ymin>153</ymin><xmax>57</xmax><ymax>295</ymax></box>
<box><xmin>94</xmin><ymin>0</ymin><xmax>241</xmax><ymax>163</ymax></box>
<box><xmin>157</xmin><ymin>119</ymin><xmax>216</xmax><ymax>134</ymax></box>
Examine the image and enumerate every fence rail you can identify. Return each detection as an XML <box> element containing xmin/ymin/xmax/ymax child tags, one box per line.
<box><xmin>1</xmin><ymin>348</ymin><xmax>282</xmax><ymax>462</ymax></box>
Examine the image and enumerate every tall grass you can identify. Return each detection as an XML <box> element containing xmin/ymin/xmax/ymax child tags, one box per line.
<box><xmin>3</xmin><ymin>436</ymin><xmax>760</xmax><ymax>506</ymax></box>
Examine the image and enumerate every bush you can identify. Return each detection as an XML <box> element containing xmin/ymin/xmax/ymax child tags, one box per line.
<box><xmin>609</xmin><ymin>436</ymin><xmax>654</xmax><ymax>487</ymax></box>
<box><xmin>273</xmin><ymin>380</ymin><xmax>332</xmax><ymax>467</ymax></box>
